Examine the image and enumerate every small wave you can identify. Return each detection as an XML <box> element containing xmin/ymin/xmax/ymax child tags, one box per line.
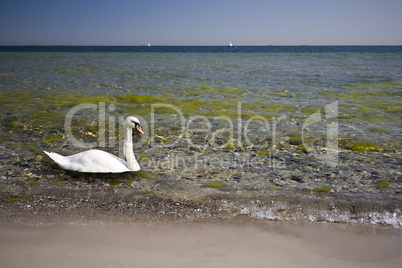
<box><xmin>241</xmin><ymin>201</ymin><xmax>402</xmax><ymax>229</ymax></box>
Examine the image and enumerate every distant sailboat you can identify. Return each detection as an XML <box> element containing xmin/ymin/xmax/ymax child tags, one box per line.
<box><xmin>229</xmin><ymin>42</ymin><xmax>233</xmax><ymax>47</ymax></box>
<box><xmin>147</xmin><ymin>43</ymin><xmax>151</xmax><ymax>47</ymax></box>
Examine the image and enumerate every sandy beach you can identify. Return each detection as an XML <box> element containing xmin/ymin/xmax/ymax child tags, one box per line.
<box><xmin>1</xmin><ymin>220</ymin><xmax>401</xmax><ymax>268</ymax></box>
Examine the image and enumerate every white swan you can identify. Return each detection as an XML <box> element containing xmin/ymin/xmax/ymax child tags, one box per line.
<box><xmin>44</xmin><ymin>116</ymin><xmax>144</xmax><ymax>173</ymax></box>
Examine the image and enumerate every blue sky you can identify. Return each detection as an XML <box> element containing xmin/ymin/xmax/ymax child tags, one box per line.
<box><xmin>0</xmin><ymin>0</ymin><xmax>401</xmax><ymax>45</ymax></box>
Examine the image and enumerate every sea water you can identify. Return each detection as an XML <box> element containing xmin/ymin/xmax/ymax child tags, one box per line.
<box><xmin>0</xmin><ymin>46</ymin><xmax>401</xmax><ymax>227</ymax></box>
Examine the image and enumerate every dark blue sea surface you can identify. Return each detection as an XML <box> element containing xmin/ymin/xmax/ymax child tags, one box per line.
<box><xmin>1</xmin><ymin>45</ymin><xmax>401</xmax><ymax>53</ymax></box>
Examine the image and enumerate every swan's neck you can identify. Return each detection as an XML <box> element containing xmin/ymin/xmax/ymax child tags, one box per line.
<box><xmin>123</xmin><ymin>126</ymin><xmax>139</xmax><ymax>171</ymax></box>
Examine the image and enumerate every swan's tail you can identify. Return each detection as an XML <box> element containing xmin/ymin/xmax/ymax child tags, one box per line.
<box><xmin>43</xmin><ymin>150</ymin><xmax>66</xmax><ymax>166</ymax></box>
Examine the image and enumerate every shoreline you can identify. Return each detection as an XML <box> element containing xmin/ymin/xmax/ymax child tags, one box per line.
<box><xmin>1</xmin><ymin>219</ymin><xmax>401</xmax><ymax>268</ymax></box>
<box><xmin>1</xmin><ymin>185</ymin><xmax>401</xmax><ymax>228</ymax></box>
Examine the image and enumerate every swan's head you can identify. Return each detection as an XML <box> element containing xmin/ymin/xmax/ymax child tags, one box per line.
<box><xmin>124</xmin><ymin>116</ymin><xmax>144</xmax><ymax>134</ymax></box>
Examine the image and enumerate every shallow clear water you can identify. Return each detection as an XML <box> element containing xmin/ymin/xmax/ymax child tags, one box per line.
<box><xmin>0</xmin><ymin>47</ymin><xmax>401</xmax><ymax>227</ymax></box>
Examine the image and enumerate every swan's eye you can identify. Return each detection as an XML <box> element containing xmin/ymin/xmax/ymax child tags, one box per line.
<box><xmin>131</xmin><ymin>120</ymin><xmax>140</xmax><ymax>127</ymax></box>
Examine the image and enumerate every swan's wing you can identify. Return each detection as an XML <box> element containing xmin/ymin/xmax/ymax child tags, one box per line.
<box><xmin>65</xmin><ymin>150</ymin><xmax>130</xmax><ymax>173</ymax></box>
<box><xmin>44</xmin><ymin>150</ymin><xmax>130</xmax><ymax>173</ymax></box>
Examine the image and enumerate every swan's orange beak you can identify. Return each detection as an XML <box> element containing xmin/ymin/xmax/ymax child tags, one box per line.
<box><xmin>136</xmin><ymin>124</ymin><xmax>144</xmax><ymax>134</ymax></box>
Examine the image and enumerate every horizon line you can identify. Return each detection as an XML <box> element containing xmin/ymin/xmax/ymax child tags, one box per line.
<box><xmin>1</xmin><ymin>44</ymin><xmax>401</xmax><ymax>47</ymax></box>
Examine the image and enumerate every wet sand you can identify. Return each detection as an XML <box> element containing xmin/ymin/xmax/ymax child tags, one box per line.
<box><xmin>1</xmin><ymin>220</ymin><xmax>401</xmax><ymax>268</ymax></box>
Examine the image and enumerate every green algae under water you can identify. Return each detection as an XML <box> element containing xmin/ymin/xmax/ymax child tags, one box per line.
<box><xmin>204</xmin><ymin>181</ymin><xmax>229</xmax><ymax>188</ymax></box>
<box><xmin>0</xmin><ymin>87</ymin><xmax>400</xmax><ymax>175</ymax></box>
<box><xmin>1</xmin><ymin>86</ymin><xmax>400</xmax><ymax>161</ymax></box>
